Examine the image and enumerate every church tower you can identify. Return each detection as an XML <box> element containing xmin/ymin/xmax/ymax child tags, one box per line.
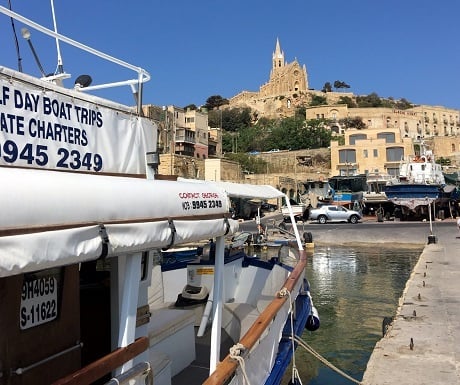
<box><xmin>272</xmin><ymin>38</ymin><xmax>285</xmax><ymax>73</ymax></box>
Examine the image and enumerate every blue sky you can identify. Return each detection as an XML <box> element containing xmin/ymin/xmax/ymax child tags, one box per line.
<box><xmin>2</xmin><ymin>1</ymin><xmax>460</xmax><ymax>110</ymax></box>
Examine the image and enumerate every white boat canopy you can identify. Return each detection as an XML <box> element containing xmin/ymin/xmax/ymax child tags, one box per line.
<box><xmin>177</xmin><ymin>178</ymin><xmax>285</xmax><ymax>200</ymax></box>
<box><xmin>178</xmin><ymin>178</ymin><xmax>304</xmax><ymax>250</ymax></box>
<box><xmin>0</xmin><ymin>168</ymin><xmax>239</xmax><ymax>277</ymax></box>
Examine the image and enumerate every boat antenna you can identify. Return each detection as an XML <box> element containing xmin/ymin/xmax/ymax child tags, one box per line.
<box><xmin>21</xmin><ymin>27</ymin><xmax>46</xmax><ymax>77</ymax></box>
<box><xmin>7</xmin><ymin>0</ymin><xmax>23</xmax><ymax>72</ymax></box>
<box><xmin>50</xmin><ymin>0</ymin><xmax>64</xmax><ymax>74</ymax></box>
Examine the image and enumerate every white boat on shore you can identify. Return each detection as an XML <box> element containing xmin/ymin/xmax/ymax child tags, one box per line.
<box><xmin>384</xmin><ymin>143</ymin><xmax>446</xmax><ymax>219</ymax></box>
<box><xmin>0</xmin><ymin>4</ymin><xmax>318</xmax><ymax>385</ymax></box>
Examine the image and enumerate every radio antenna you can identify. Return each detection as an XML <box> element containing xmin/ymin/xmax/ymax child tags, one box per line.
<box><xmin>50</xmin><ymin>0</ymin><xmax>64</xmax><ymax>74</ymax></box>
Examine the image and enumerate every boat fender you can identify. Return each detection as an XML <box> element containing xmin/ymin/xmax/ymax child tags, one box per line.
<box><xmin>305</xmin><ymin>306</ymin><xmax>320</xmax><ymax>331</ymax></box>
<box><xmin>303</xmin><ymin>231</ymin><xmax>313</xmax><ymax>244</ymax></box>
<box><xmin>255</xmin><ymin>233</ymin><xmax>264</xmax><ymax>244</ymax></box>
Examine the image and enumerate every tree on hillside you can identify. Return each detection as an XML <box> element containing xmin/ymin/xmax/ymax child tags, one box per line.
<box><xmin>183</xmin><ymin>104</ymin><xmax>197</xmax><ymax>111</ymax></box>
<box><xmin>310</xmin><ymin>95</ymin><xmax>327</xmax><ymax>106</ymax></box>
<box><xmin>356</xmin><ymin>92</ymin><xmax>382</xmax><ymax>107</ymax></box>
<box><xmin>337</xmin><ymin>96</ymin><xmax>357</xmax><ymax>108</ymax></box>
<box><xmin>203</xmin><ymin>95</ymin><xmax>229</xmax><ymax>110</ymax></box>
<box><xmin>333</xmin><ymin>80</ymin><xmax>351</xmax><ymax>91</ymax></box>
<box><xmin>394</xmin><ymin>98</ymin><xmax>413</xmax><ymax>110</ymax></box>
<box><xmin>339</xmin><ymin>116</ymin><xmax>366</xmax><ymax>129</ymax></box>
<box><xmin>322</xmin><ymin>82</ymin><xmax>333</xmax><ymax>92</ymax></box>
<box><xmin>221</xmin><ymin>108</ymin><xmax>251</xmax><ymax>132</ymax></box>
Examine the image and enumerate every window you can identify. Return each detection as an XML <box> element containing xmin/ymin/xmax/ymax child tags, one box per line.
<box><xmin>373</xmin><ymin>149</ymin><xmax>378</xmax><ymax>157</ymax></box>
<box><xmin>349</xmin><ymin>134</ymin><xmax>367</xmax><ymax>145</ymax></box>
<box><xmin>387</xmin><ymin>167</ymin><xmax>399</xmax><ymax>177</ymax></box>
<box><xmin>339</xmin><ymin>149</ymin><xmax>356</xmax><ymax>163</ymax></box>
<box><xmin>386</xmin><ymin>147</ymin><xmax>404</xmax><ymax>162</ymax></box>
<box><xmin>363</xmin><ymin>149</ymin><xmax>368</xmax><ymax>158</ymax></box>
<box><xmin>377</xmin><ymin>132</ymin><xmax>395</xmax><ymax>143</ymax></box>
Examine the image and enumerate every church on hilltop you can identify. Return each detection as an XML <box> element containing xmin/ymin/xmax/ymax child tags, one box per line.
<box><xmin>228</xmin><ymin>39</ymin><xmax>346</xmax><ymax>119</ymax></box>
<box><xmin>260</xmin><ymin>38</ymin><xmax>309</xmax><ymax>97</ymax></box>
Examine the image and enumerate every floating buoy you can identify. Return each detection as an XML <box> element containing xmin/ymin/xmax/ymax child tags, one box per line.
<box><xmin>303</xmin><ymin>232</ymin><xmax>313</xmax><ymax>243</ymax></box>
<box><xmin>305</xmin><ymin>306</ymin><xmax>320</xmax><ymax>331</ymax></box>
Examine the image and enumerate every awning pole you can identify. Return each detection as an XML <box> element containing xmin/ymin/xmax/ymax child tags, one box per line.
<box><xmin>209</xmin><ymin>235</ymin><xmax>224</xmax><ymax>374</ymax></box>
<box><xmin>117</xmin><ymin>253</ymin><xmax>142</xmax><ymax>374</ymax></box>
<box><xmin>283</xmin><ymin>194</ymin><xmax>304</xmax><ymax>250</ymax></box>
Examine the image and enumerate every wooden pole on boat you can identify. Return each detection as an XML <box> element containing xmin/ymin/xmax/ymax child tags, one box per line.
<box><xmin>209</xmin><ymin>235</ymin><xmax>225</xmax><ymax>373</ymax></box>
<box><xmin>204</xmin><ymin>249</ymin><xmax>308</xmax><ymax>385</ymax></box>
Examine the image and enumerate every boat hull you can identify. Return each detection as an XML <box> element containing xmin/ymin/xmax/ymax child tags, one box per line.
<box><xmin>384</xmin><ymin>184</ymin><xmax>442</xmax><ymax>209</ymax></box>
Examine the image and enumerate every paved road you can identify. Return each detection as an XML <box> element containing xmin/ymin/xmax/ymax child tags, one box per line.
<box><xmin>240</xmin><ymin>214</ymin><xmax>455</xmax><ymax>246</ymax></box>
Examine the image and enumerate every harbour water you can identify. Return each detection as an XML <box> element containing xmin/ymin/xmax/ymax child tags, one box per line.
<box><xmin>280</xmin><ymin>244</ymin><xmax>422</xmax><ymax>385</ymax></box>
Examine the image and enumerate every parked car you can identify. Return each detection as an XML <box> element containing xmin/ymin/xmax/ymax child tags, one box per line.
<box><xmin>309</xmin><ymin>205</ymin><xmax>361</xmax><ymax>224</ymax></box>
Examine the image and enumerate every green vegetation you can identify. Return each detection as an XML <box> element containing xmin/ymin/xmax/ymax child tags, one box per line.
<box><xmin>224</xmin><ymin>152</ymin><xmax>268</xmax><ymax>174</ymax></box>
<box><xmin>200</xmin><ymin>91</ymin><xmax>415</xmax><ymax>171</ymax></box>
<box><xmin>216</xmin><ymin>107</ymin><xmax>332</xmax><ymax>155</ymax></box>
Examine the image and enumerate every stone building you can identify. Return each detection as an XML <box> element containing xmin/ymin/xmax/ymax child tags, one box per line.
<box><xmin>307</xmin><ymin>104</ymin><xmax>460</xmax><ymax>176</ymax></box>
<box><xmin>330</xmin><ymin>127</ymin><xmax>414</xmax><ymax>177</ymax></box>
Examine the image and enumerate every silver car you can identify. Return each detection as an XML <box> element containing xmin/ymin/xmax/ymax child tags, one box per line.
<box><xmin>309</xmin><ymin>205</ymin><xmax>361</xmax><ymax>224</ymax></box>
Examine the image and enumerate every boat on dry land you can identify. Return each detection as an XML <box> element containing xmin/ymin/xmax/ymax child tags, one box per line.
<box><xmin>384</xmin><ymin>143</ymin><xmax>453</xmax><ymax>220</ymax></box>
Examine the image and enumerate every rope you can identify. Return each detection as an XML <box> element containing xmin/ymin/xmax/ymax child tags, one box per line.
<box><xmin>278</xmin><ymin>287</ymin><xmax>303</xmax><ymax>385</ymax></box>
<box><xmin>291</xmin><ymin>336</ymin><xmax>362</xmax><ymax>385</ymax></box>
<box><xmin>229</xmin><ymin>343</ymin><xmax>250</xmax><ymax>385</ymax></box>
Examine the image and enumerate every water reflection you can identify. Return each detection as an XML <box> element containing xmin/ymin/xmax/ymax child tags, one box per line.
<box><xmin>281</xmin><ymin>245</ymin><xmax>422</xmax><ymax>385</ymax></box>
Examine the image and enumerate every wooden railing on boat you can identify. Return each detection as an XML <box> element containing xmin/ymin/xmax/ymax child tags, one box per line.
<box><xmin>51</xmin><ymin>337</ymin><xmax>149</xmax><ymax>385</ymax></box>
<box><xmin>203</xmin><ymin>249</ymin><xmax>308</xmax><ymax>385</ymax></box>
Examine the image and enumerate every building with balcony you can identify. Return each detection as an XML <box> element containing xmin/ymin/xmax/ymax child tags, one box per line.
<box><xmin>330</xmin><ymin>128</ymin><xmax>414</xmax><ymax>177</ymax></box>
<box><xmin>306</xmin><ymin>104</ymin><xmax>460</xmax><ymax>139</ymax></box>
<box><xmin>307</xmin><ymin>104</ymin><xmax>460</xmax><ymax>177</ymax></box>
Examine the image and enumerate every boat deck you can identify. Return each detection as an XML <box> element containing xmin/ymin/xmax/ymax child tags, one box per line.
<box><xmin>172</xmin><ymin>327</ymin><xmax>234</xmax><ymax>385</ymax></box>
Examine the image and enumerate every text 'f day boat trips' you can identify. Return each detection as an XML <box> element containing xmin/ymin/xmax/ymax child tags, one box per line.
<box><xmin>384</xmin><ymin>142</ymin><xmax>448</xmax><ymax>220</ymax></box>
<box><xmin>0</xmin><ymin>3</ymin><xmax>318</xmax><ymax>385</ymax></box>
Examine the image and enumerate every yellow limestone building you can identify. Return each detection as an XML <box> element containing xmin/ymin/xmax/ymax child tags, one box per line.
<box><xmin>306</xmin><ymin>104</ymin><xmax>460</xmax><ymax>176</ymax></box>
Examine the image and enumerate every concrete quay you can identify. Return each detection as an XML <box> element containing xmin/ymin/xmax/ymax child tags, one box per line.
<box><xmin>361</xmin><ymin>220</ymin><xmax>460</xmax><ymax>385</ymax></box>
